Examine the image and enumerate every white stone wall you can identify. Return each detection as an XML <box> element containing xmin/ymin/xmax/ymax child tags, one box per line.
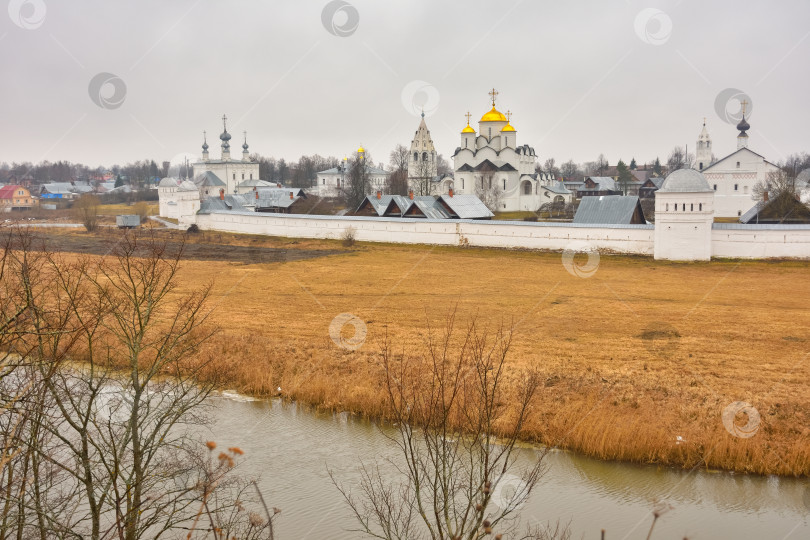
<box><xmin>194</xmin><ymin>211</ymin><xmax>655</xmax><ymax>254</ymax></box>
<box><xmin>712</xmin><ymin>225</ymin><xmax>810</xmax><ymax>259</ymax></box>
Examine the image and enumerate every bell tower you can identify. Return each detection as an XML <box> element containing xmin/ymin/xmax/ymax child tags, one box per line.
<box><xmin>695</xmin><ymin>118</ymin><xmax>712</xmax><ymax>171</ymax></box>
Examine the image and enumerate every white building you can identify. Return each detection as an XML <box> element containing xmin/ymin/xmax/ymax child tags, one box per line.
<box><xmin>192</xmin><ymin>115</ymin><xmax>261</xmax><ymax>196</ymax></box>
<box><xmin>452</xmin><ymin>89</ymin><xmax>544</xmax><ymax>212</ymax></box>
<box><xmin>316</xmin><ymin>147</ymin><xmax>390</xmax><ymax>198</ymax></box>
<box><xmin>158</xmin><ymin>178</ymin><xmax>200</xmax><ymax>223</ymax></box>
<box><xmin>698</xmin><ymin>114</ymin><xmax>779</xmax><ymax>218</ymax></box>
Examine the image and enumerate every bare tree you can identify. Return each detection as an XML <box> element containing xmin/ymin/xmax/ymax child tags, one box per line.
<box><xmin>475</xmin><ymin>173</ymin><xmax>504</xmax><ymax>212</ymax></box>
<box><xmin>388</xmin><ymin>145</ymin><xmax>411</xmax><ymax>195</ymax></box>
<box><xmin>0</xmin><ymin>230</ymin><xmax>280</xmax><ymax>539</ymax></box>
<box><xmin>334</xmin><ymin>314</ymin><xmax>563</xmax><ymax>540</ymax></box>
<box><xmin>559</xmin><ymin>160</ymin><xmax>580</xmax><ymax>181</ymax></box>
<box><xmin>665</xmin><ymin>147</ymin><xmax>694</xmax><ymax>173</ymax></box>
<box><xmin>73</xmin><ymin>194</ymin><xmax>101</xmax><ymax>231</ymax></box>
<box><xmin>345</xmin><ymin>151</ymin><xmax>372</xmax><ymax>209</ymax></box>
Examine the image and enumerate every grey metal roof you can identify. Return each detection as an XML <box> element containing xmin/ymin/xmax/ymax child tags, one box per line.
<box><xmin>583</xmin><ymin>177</ymin><xmax>617</xmax><ymax>191</ymax></box>
<box><xmin>658</xmin><ymin>169</ymin><xmax>712</xmax><ymax>193</ymax></box>
<box><xmin>255</xmin><ymin>189</ymin><xmax>301</xmax><ymax>209</ymax></box>
<box><xmin>739</xmin><ymin>201</ymin><xmax>765</xmax><ymax>224</ymax></box>
<box><xmin>41</xmin><ymin>182</ymin><xmax>74</xmax><ymax>194</ymax></box>
<box><xmin>543</xmin><ymin>181</ymin><xmax>571</xmax><ymax>195</ymax></box>
<box><xmin>159</xmin><ymin>177</ymin><xmax>179</xmax><ymax>188</ymax></box>
<box><xmin>199</xmin><ymin>195</ymin><xmax>249</xmax><ymax>213</ymax></box>
<box><xmin>439</xmin><ymin>194</ymin><xmax>494</xmax><ymax>219</ymax></box>
<box><xmin>411</xmin><ymin>196</ymin><xmax>452</xmax><ymax>219</ymax></box>
<box><xmin>237</xmin><ymin>179</ymin><xmax>274</xmax><ymax>189</ymax></box>
<box><xmin>194</xmin><ymin>171</ymin><xmax>226</xmax><ymax>187</ymax></box>
<box><xmin>573</xmin><ymin>195</ymin><xmax>644</xmax><ymax>225</ymax></box>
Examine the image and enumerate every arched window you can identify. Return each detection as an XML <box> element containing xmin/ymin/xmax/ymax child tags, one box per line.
<box><xmin>503</xmin><ymin>179</ymin><xmax>506</xmax><ymax>190</ymax></box>
<box><xmin>699</xmin><ymin>203</ymin><xmax>702</xmax><ymax>211</ymax></box>
<box><xmin>422</xmin><ymin>152</ymin><xmax>428</xmax><ymax>161</ymax></box>
<box><xmin>666</xmin><ymin>203</ymin><xmax>669</xmax><ymax>211</ymax></box>
<box><xmin>414</xmin><ymin>152</ymin><xmax>418</xmax><ymax>161</ymax></box>
<box><xmin>461</xmin><ymin>178</ymin><xmax>465</xmax><ymax>189</ymax></box>
<box><xmin>523</xmin><ymin>181</ymin><xmax>531</xmax><ymax>195</ymax></box>
<box><xmin>690</xmin><ymin>203</ymin><xmax>694</xmax><ymax>211</ymax></box>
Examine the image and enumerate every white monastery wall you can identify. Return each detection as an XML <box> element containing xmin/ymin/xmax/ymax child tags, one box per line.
<box><xmin>195</xmin><ymin>211</ymin><xmax>655</xmax><ymax>254</ymax></box>
<box><xmin>711</xmin><ymin>224</ymin><xmax>810</xmax><ymax>259</ymax></box>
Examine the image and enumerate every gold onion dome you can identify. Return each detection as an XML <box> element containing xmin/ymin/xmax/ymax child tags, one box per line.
<box><xmin>480</xmin><ymin>106</ymin><xmax>507</xmax><ymax>122</ymax></box>
<box><xmin>357</xmin><ymin>146</ymin><xmax>365</xmax><ymax>153</ymax></box>
<box><xmin>501</xmin><ymin>123</ymin><xmax>516</xmax><ymax>132</ymax></box>
<box><xmin>462</xmin><ymin>124</ymin><xmax>476</xmax><ymax>133</ymax></box>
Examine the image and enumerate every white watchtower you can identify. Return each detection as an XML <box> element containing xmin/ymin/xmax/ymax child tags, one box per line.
<box><xmin>654</xmin><ymin>169</ymin><xmax>715</xmax><ymax>261</ymax></box>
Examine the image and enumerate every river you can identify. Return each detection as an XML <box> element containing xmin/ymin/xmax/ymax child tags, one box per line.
<box><xmin>206</xmin><ymin>392</ymin><xmax>809</xmax><ymax>539</ymax></box>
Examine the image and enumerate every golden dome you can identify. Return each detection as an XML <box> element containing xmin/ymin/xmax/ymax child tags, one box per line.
<box><xmin>501</xmin><ymin>123</ymin><xmax>516</xmax><ymax>132</ymax></box>
<box><xmin>480</xmin><ymin>106</ymin><xmax>507</xmax><ymax>122</ymax></box>
<box><xmin>462</xmin><ymin>124</ymin><xmax>475</xmax><ymax>133</ymax></box>
<box><xmin>357</xmin><ymin>146</ymin><xmax>365</xmax><ymax>153</ymax></box>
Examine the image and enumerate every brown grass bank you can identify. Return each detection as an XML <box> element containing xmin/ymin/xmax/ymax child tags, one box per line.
<box><xmin>45</xmin><ymin>228</ymin><xmax>810</xmax><ymax>476</ymax></box>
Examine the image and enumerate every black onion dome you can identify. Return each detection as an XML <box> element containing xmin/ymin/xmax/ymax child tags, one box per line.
<box><xmin>737</xmin><ymin>115</ymin><xmax>750</xmax><ymax>132</ymax></box>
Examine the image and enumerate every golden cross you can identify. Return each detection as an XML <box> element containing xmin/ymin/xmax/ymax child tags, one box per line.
<box><xmin>465</xmin><ymin>111</ymin><xmax>471</xmax><ymax>124</ymax></box>
<box><xmin>506</xmin><ymin>110</ymin><xmax>512</xmax><ymax>123</ymax></box>
<box><xmin>740</xmin><ymin>99</ymin><xmax>748</xmax><ymax>116</ymax></box>
<box><xmin>488</xmin><ymin>88</ymin><xmax>498</xmax><ymax>106</ymax></box>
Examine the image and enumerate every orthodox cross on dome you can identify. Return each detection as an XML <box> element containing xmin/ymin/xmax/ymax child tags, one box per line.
<box><xmin>703</xmin><ymin>117</ymin><xmax>706</xmax><ymax>126</ymax></box>
<box><xmin>222</xmin><ymin>114</ymin><xmax>228</xmax><ymax>132</ymax></box>
<box><xmin>506</xmin><ymin>110</ymin><xmax>512</xmax><ymax>123</ymax></box>
<box><xmin>740</xmin><ymin>99</ymin><xmax>748</xmax><ymax>116</ymax></box>
<box><xmin>488</xmin><ymin>87</ymin><xmax>498</xmax><ymax>106</ymax></box>
<box><xmin>465</xmin><ymin>111</ymin><xmax>471</xmax><ymax>124</ymax></box>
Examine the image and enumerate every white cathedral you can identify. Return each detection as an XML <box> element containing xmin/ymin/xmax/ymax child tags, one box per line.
<box><xmin>694</xmin><ymin>104</ymin><xmax>780</xmax><ymax>218</ymax></box>
<box><xmin>450</xmin><ymin>90</ymin><xmax>549</xmax><ymax>211</ymax></box>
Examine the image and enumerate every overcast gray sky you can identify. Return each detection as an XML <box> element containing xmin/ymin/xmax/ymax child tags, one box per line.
<box><xmin>2</xmin><ymin>0</ymin><xmax>809</xmax><ymax>169</ymax></box>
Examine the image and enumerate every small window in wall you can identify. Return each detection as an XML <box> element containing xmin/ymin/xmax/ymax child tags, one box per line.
<box><xmin>699</xmin><ymin>162</ymin><xmax>703</xmax><ymax>170</ymax></box>
<box><xmin>465</xmin><ymin>139</ymin><xmax>468</xmax><ymax>148</ymax></box>
<box><xmin>503</xmin><ymin>179</ymin><xmax>506</xmax><ymax>190</ymax></box>
<box><xmin>738</xmin><ymin>210</ymin><xmax>742</xmax><ymax>216</ymax></box>
<box><xmin>734</xmin><ymin>184</ymin><xmax>738</xmax><ymax>191</ymax></box>
<box><xmin>690</xmin><ymin>203</ymin><xmax>694</xmax><ymax>211</ymax></box>
<box><xmin>699</xmin><ymin>203</ymin><xmax>703</xmax><ymax>211</ymax></box>
<box><xmin>713</xmin><ymin>184</ymin><xmax>717</xmax><ymax>191</ymax></box>
<box><xmin>666</xmin><ymin>203</ymin><xmax>669</xmax><ymax>211</ymax></box>
<box><xmin>242</xmin><ymin>173</ymin><xmax>244</xmax><ymax>180</ymax></box>
<box><xmin>250</xmin><ymin>173</ymin><xmax>253</xmax><ymax>179</ymax></box>
<box><xmin>461</xmin><ymin>178</ymin><xmax>465</xmax><ymax>189</ymax></box>
<box><xmin>322</xmin><ymin>179</ymin><xmax>325</xmax><ymax>185</ymax></box>
<box><xmin>233</xmin><ymin>173</ymin><xmax>236</xmax><ymax>180</ymax></box>
<box><xmin>736</xmin><ymin>161</ymin><xmax>740</xmax><ymax>168</ymax></box>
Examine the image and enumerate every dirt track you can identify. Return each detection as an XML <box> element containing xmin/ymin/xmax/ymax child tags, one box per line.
<box><xmin>22</xmin><ymin>228</ymin><xmax>344</xmax><ymax>264</ymax></box>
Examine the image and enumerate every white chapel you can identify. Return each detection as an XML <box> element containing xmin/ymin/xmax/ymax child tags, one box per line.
<box><xmin>193</xmin><ymin>115</ymin><xmax>261</xmax><ymax>196</ymax></box>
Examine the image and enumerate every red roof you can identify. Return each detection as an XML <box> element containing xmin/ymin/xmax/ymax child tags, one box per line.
<box><xmin>0</xmin><ymin>185</ymin><xmax>26</xmax><ymax>199</ymax></box>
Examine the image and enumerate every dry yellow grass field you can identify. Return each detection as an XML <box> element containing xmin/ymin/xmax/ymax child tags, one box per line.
<box><xmin>42</xmin><ymin>229</ymin><xmax>810</xmax><ymax>476</ymax></box>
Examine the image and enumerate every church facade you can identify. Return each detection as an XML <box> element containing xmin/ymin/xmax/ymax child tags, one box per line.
<box><xmin>698</xmin><ymin>111</ymin><xmax>779</xmax><ymax>218</ymax></box>
<box><xmin>451</xmin><ymin>89</ymin><xmax>545</xmax><ymax>212</ymax></box>
<box><xmin>193</xmin><ymin>115</ymin><xmax>260</xmax><ymax>196</ymax></box>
